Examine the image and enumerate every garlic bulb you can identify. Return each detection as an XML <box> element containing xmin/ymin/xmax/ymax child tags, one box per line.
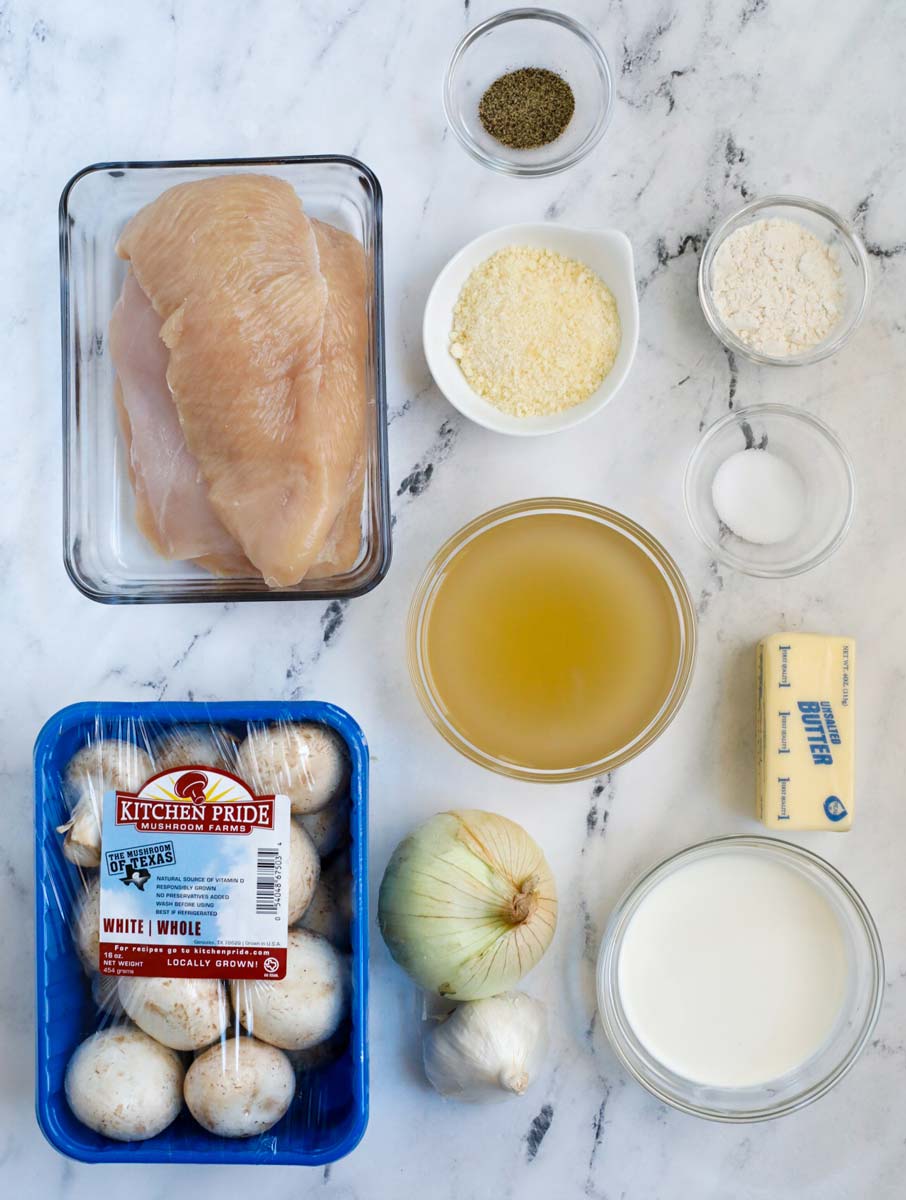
<box><xmin>378</xmin><ymin>809</ymin><xmax>557</xmax><ymax>1000</ymax></box>
<box><xmin>423</xmin><ymin>992</ymin><xmax>548</xmax><ymax>1102</ymax></box>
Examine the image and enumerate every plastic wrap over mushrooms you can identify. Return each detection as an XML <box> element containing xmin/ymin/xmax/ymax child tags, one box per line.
<box><xmin>45</xmin><ymin>714</ymin><xmax>355</xmax><ymax>1143</ymax></box>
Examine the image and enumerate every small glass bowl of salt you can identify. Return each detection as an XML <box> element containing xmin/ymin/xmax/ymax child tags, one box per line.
<box><xmin>684</xmin><ymin>404</ymin><xmax>855</xmax><ymax>577</ymax></box>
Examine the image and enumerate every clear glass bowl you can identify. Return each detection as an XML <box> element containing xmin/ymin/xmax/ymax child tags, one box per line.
<box><xmin>443</xmin><ymin>9</ymin><xmax>613</xmax><ymax>177</ymax></box>
<box><xmin>684</xmin><ymin>404</ymin><xmax>855</xmax><ymax>578</ymax></box>
<box><xmin>698</xmin><ymin>195</ymin><xmax>871</xmax><ymax>365</ymax></box>
<box><xmin>407</xmin><ymin>499</ymin><xmax>696</xmax><ymax>782</ymax></box>
<box><xmin>60</xmin><ymin>156</ymin><xmax>391</xmax><ymax>603</ymax></box>
<box><xmin>596</xmin><ymin>836</ymin><xmax>884</xmax><ymax>1123</ymax></box>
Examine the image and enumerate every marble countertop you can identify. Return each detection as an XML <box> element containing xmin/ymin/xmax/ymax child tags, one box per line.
<box><xmin>2</xmin><ymin>0</ymin><xmax>904</xmax><ymax>1196</ymax></box>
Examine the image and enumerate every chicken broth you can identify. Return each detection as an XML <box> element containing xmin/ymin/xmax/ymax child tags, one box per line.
<box><xmin>422</xmin><ymin>511</ymin><xmax>683</xmax><ymax>771</ymax></box>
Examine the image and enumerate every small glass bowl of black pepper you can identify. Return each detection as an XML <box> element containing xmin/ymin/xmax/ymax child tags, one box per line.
<box><xmin>444</xmin><ymin>8</ymin><xmax>613</xmax><ymax>177</ymax></box>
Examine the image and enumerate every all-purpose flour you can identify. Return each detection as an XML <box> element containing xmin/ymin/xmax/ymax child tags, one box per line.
<box><xmin>712</xmin><ymin>218</ymin><xmax>844</xmax><ymax>356</ymax></box>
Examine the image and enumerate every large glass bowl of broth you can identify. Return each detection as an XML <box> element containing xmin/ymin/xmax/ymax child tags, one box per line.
<box><xmin>407</xmin><ymin>499</ymin><xmax>696</xmax><ymax>782</ymax></box>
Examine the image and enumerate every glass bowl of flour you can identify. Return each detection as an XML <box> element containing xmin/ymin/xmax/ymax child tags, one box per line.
<box><xmin>698</xmin><ymin>195</ymin><xmax>871</xmax><ymax>365</ymax></box>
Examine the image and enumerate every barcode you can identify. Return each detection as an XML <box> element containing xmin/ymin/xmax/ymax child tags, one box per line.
<box><xmin>256</xmin><ymin>848</ymin><xmax>280</xmax><ymax>914</ymax></box>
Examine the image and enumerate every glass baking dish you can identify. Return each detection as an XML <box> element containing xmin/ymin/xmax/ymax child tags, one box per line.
<box><xmin>60</xmin><ymin>157</ymin><xmax>391</xmax><ymax>603</ymax></box>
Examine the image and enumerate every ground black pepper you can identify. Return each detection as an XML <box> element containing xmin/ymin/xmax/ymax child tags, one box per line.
<box><xmin>478</xmin><ymin>67</ymin><xmax>575</xmax><ymax>150</ymax></box>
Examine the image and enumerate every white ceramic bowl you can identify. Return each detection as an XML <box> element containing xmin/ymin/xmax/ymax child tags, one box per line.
<box><xmin>423</xmin><ymin>223</ymin><xmax>639</xmax><ymax>436</ymax></box>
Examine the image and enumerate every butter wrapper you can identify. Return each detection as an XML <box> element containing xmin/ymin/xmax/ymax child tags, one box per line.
<box><xmin>756</xmin><ymin>633</ymin><xmax>855</xmax><ymax>830</ymax></box>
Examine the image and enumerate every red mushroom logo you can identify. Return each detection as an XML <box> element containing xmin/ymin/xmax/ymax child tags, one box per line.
<box><xmin>175</xmin><ymin>770</ymin><xmax>209</xmax><ymax>803</ymax></box>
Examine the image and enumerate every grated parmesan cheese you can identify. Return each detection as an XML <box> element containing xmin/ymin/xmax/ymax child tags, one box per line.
<box><xmin>449</xmin><ymin>245</ymin><xmax>621</xmax><ymax>417</ymax></box>
<box><xmin>711</xmin><ymin>218</ymin><xmax>844</xmax><ymax>357</ymax></box>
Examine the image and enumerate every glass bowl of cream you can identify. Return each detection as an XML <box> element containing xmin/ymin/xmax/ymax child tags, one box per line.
<box><xmin>698</xmin><ymin>195</ymin><xmax>871</xmax><ymax>366</ymax></box>
<box><xmin>596</xmin><ymin>836</ymin><xmax>883</xmax><ymax>1122</ymax></box>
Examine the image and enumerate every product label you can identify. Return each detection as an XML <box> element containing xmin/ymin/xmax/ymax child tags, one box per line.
<box><xmin>98</xmin><ymin>765</ymin><xmax>290</xmax><ymax>980</ymax></box>
<box><xmin>796</xmin><ymin>700</ymin><xmax>841</xmax><ymax>765</ymax></box>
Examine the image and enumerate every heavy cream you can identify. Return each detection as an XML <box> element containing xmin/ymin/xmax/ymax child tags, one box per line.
<box><xmin>616</xmin><ymin>850</ymin><xmax>849</xmax><ymax>1089</ymax></box>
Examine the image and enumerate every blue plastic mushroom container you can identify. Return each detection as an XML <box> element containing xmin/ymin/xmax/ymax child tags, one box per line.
<box><xmin>34</xmin><ymin>700</ymin><xmax>369</xmax><ymax>1165</ymax></box>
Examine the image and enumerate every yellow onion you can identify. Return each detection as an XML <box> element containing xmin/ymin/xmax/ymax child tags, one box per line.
<box><xmin>378</xmin><ymin>810</ymin><xmax>557</xmax><ymax>1000</ymax></box>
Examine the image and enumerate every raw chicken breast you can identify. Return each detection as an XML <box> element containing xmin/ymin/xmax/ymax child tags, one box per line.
<box><xmin>114</xmin><ymin>378</ymin><xmax>164</xmax><ymax>556</ymax></box>
<box><xmin>305</xmin><ymin>219</ymin><xmax>368</xmax><ymax>578</ymax></box>
<box><xmin>117</xmin><ymin>174</ymin><xmax>359</xmax><ymax>588</ymax></box>
<box><xmin>109</xmin><ymin>270</ymin><xmax>252</xmax><ymax>570</ymax></box>
<box><xmin>307</xmin><ymin>451</ymin><xmax>365</xmax><ymax>579</ymax></box>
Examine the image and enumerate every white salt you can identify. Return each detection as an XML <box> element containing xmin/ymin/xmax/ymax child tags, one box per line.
<box><xmin>711</xmin><ymin>449</ymin><xmax>806</xmax><ymax>544</ymax></box>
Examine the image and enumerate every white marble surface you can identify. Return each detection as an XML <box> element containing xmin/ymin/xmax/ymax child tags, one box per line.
<box><xmin>1</xmin><ymin>0</ymin><xmax>905</xmax><ymax>1195</ymax></box>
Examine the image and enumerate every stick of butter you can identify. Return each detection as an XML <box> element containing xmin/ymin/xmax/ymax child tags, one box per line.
<box><xmin>756</xmin><ymin>633</ymin><xmax>855</xmax><ymax>830</ymax></box>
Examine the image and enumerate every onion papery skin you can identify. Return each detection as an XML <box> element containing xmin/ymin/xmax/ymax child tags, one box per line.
<box><xmin>378</xmin><ymin>810</ymin><xmax>558</xmax><ymax>1000</ymax></box>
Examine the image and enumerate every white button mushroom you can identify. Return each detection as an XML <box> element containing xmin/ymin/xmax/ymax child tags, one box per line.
<box><xmin>57</xmin><ymin>739</ymin><xmax>153</xmax><ymax>867</ymax></box>
<box><xmin>150</xmin><ymin>726</ymin><xmax>237</xmax><ymax>772</ymax></box>
<box><xmin>64</xmin><ymin>737</ymin><xmax>154</xmax><ymax>801</ymax></box>
<box><xmin>65</xmin><ymin>1026</ymin><xmax>184</xmax><ymax>1141</ymax></box>
<box><xmin>296</xmin><ymin>860</ymin><xmax>352</xmax><ymax>950</ymax></box>
<box><xmin>237</xmin><ymin>723</ymin><xmax>348</xmax><ymax>814</ymax></box>
<box><xmin>184</xmin><ymin>1036</ymin><xmax>295</xmax><ymax>1138</ymax></box>
<box><xmin>91</xmin><ymin>972</ymin><xmax>126</xmax><ymax>1018</ymax></box>
<box><xmin>74</xmin><ymin>881</ymin><xmax>126</xmax><ymax>1015</ymax></box>
<box><xmin>285</xmin><ymin>1027</ymin><xmax>348</xmax><ymax>1073</ymax></box>
<box><xmin>299</xmin><ymin>795</ymin><xmax>350</xmax><ymax>857</ymax></box>
<box><xmin>117</xmin><ymin>976</ymin><xmax>230</xmax><ymax>1051</ymax></box>
<box><xmin>73</xmin><ymin>876</ymin><xmax>100</xmax><ymax>974</ymax></box>
<box><xmin>232</xmin><ymin>929</ymin><xmax>347</xmax><ymax>1050</ymax></box>
<box><xmin>56</xmin><ymin>795</ymin><xmax>104</xmax><ymax>868</ymax></box>
<box><xmin>287</xmin><ymin>819</ymin><xmax>320</xmax><ymax>925</ymax></box>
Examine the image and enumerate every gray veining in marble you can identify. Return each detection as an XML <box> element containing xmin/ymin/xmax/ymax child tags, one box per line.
<box><xmin>1</xmin><ymin>1</ymin><xmax>904</xmax><ymax>1196</ymax></box>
